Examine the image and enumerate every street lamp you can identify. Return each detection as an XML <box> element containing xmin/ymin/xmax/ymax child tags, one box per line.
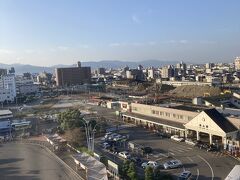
<box><xmin>81</xmin><ymin>118</ymin><xmax>98</xmax><ymax>152</ymax></box>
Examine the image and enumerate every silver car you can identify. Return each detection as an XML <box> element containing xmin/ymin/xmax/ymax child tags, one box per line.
<box><xmin>163</xmin><ymin>159</ymin><xmax>182</xmax><ymax>169</ymax></box>
<box><xmin>178</xmin><ymin>171</ymin><xmax>192</xmax><ymax>180</ymax></box>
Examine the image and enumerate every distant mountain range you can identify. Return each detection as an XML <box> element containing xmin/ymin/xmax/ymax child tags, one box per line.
<box><xmin>0</xmin><ymin>60</ymin><xmax>180</xmax><ymax>74</ymax></box>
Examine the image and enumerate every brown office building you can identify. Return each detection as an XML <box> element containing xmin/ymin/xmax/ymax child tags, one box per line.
<box><xmin>55</xmin><ymin>62</ymin><xmax>91</xmax><ymax>86</ymax></box>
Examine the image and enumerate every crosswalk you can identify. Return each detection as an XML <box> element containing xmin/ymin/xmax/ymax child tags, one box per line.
<box><xmin>209</xmin><ymin>151</ymin><xmax>226</xmax><ymax>157</ymax></box>
<box><xmin>168</xmin><ymin>146</ymin><xmax>193</xmax><ymax>155</ymax></box>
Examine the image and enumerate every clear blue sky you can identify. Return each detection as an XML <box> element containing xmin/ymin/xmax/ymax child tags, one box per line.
<box><xmin>0</xmin><ymin>0</ymin><xmax>240</xmax><ymax>66</ymax></box>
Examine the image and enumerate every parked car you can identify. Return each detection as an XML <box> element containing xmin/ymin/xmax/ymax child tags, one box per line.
<box><xmin>156</xmin><ymin>132</ymin><xmax>170</xmax><ymax>138</ymax></box>
<box><xmin>102</xmin><ymin>142</ymin><xmax>111</xmax><ymax>149</ymax></box>
<box><xmin>178</xmin><ymin>171</ymin><xmax>192</xmax><ymax>180</ymax></box>
<box><xmin>207</xmin><ymin>144</ymin><xmax>218</xmax><ymax>152</ymax></box>
<box><xmin>141</xmin><ymin>161</ymin><xmax>160</xmax><ymax>169</ymax></box>
<box><xmin>163</xmin><ymin>160</ymin><xmax>183</xmax><ymax>169</ymax></box>
<box><xmin>118</xmin><ymin>151</ymin><xmax>131</xmax><ymax>159</ymax></box>
<box><xmin>113</xmin><ymin>135</ymin><xmax>122</xmax><ymax>141</ymax></box>
<box><xmin>185</xmin><ymin>139</ymin><xmax>197</xmax><ymax>146</ymax></box>
<box><xmin>196</xmin><ymin>141</ymin><xmax>209</xmax><ymax>150</ymax></box>
<box><xmin>171</xmin><ymin>135</ymin><xmax>185</xmax><ymax>142</ymax></box>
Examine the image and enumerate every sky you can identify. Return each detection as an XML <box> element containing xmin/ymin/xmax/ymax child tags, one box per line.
<box><xmin>0</xmin><ymin>0</ymin><xmax>240</xmax><ymax>66</ymax></box>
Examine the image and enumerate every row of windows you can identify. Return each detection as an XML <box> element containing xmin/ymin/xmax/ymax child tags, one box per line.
<box><xmin>151</xmin><ymin>110</ymin><xmax>192</xmax><ymax>120</ymax></box>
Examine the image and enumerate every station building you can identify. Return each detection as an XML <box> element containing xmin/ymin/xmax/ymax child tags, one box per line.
<box><xmin>119</xmin><ymin>102</ymin><xmax>240</xmax><ymax>149</ymax></box>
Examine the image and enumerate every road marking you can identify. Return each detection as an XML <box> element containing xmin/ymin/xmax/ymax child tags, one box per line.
<box><xmin>187</xmin><ymin>157</ymin><xmax>193</xmax><ymax>162</ymax></box>
<box><xmin>177</xmin><ymin>149</ymin><xmax>184</xmax><ymax>153</ymax></box>
<box><xmin>196</xmin><ymin>168</ymin><xmax>199</xmax><ymax>180</ymax></box>
<box><xmin>169</xmin><ymin>152</ymin><xmax>175</xmax><ymax>156</ymax></box>
<box><xmin>156</xmin><ymin>157</ymin><xmax>163</xmax><ymax>161</ymax></box>
<box><xmin>198</xmin><ymin>155</ymin><xmax>214</xmax><ymax>180</ymax></box>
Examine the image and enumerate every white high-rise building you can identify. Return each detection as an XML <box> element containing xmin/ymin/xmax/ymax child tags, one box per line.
<box><xmin>234</xmin><ymin>57</ymin><xmax>240</xmax><ymax>70</ymax></box>
<box><xmin>0</xmin><ymin>74</ymin><xmax>16</xmax><ymax>103</ymax></box>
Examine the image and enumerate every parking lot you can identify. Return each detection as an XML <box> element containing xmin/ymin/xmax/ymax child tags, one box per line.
<box><xmin>95</xmin><ymin>125</ymin><xmax>239</xmax><ymax>179</ymax></box>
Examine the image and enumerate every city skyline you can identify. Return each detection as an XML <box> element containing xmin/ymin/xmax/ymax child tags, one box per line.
<box><xmin>1</xmin><ymin>0</ymin><xmax>240</xmax><ymax>66</ymax></box>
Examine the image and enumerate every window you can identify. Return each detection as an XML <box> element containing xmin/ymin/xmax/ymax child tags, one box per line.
<box><xmin>173</xmin><ymin>114</ymin><xmax>176</xmax><ymax>118</ymax></box>
<box><xmin>155</xmin><ymin>111</ymin><xmax>159</xmax><ymax>115</ymax></box>
<box><xmin>206</xmin><ymin>125</ymin><xmax>208</xmax><ymax>128</ymax></box>
<box><xmin>179</xmin><ymin>115</ymin><xmax>183</xmax><ymax>119</ymax></box>
<box><xmin>199</xmin><ymin>124</ymin><xmax>201</xmax><ymax>127</ymax></box>
<box><xmin>152</xmin><ymin>110</ymin><xmax>155</xmax><ymax>114</ymax></box>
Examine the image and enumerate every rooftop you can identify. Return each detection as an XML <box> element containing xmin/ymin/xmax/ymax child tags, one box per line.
<box><xmin>0</xmin><ymin>110</ymin><xmax>13</xmax><ymax>116</ymax></box>
<box><xmin>204</xmin><ymin>108</ymin><xmax>238</xmax><ymax>133</ymax></box>
<box><xmin>123</xmin><ymin>112</ymin><xmax>185</xmax><ymax>129</ymax></box>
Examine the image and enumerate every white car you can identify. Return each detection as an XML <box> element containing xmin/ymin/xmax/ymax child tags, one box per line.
<box><xmin>185</xmin><ymin>139</ymin><xmax>196</xmax><ymax>146</ymax></box>
<box><xmin>104</xmin><ymin>132</ymin><xmax>112</xmax><ymax>139</ymax></box>
<box><xmin>141</xmin><ymin>161</ymin><xmax>160</xmax><ymax>169</ymax></box>
<box><xmin>163</xmin><ymin>160</ymin><xmax>182</xmax><ymax>169</ymax></box>
<box><xmin>171</xmin><ymin>135</ymin><xmax>184</xmax><ymax>142</ymax></box>
<box><xmin>113</xmin><ymin>135</ymin><xmax>122</xmax><ymax>141</ymax></box>
<box><xmin>118</xmin><ymin>151</ymin><xmax>131</xmax><ymax>159</ymax></box>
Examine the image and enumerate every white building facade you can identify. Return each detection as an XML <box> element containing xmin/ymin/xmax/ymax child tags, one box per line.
<box><xmin>0</xmin><ymin>74</ymin><xmax>16</xmax><ymax>103</ymax></box>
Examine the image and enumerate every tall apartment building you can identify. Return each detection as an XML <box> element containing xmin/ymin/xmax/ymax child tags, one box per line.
<box><xmin>55</xmin><ymin>61</ymin><xmax>91</xmax><ymax>87</ymax></box>
<box><xmin>176</xmin><ymin>61</ymin><xmax>187</xmax><ymax>76</ymax></box>
<box><xmin>0</xmin><ymin>74</ymin><xmax>16</xmax><ymax>103</ymax></box>
<box><xmin>205</xmin><ymin>62</ymin><xmax>215</xmax><ymax>69</ymax></box>
<box><xmin>234</xmin><ymin>57</ymin><xmax>240</xmax><ymax>70</ymax></box>
<box><xmin>161</xmin><ymin>65</ymin><xmax>174</xmax><ymax>79</ymax></box>
<box><xmin>0</xmin><ymin>69</ymin><xmax>7</xmax><ymax>77</ymax></box>
<box><xmin>97</xmin><ymin>67</ymin><xmax>106</xmax><ymax>75</ymax></box>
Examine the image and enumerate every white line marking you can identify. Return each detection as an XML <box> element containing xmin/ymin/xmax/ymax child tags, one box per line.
<box><xmin>169</xmin><ymin>152</ymin><xmax>175</xmax><ymax>156</ymax></box>
<box><xmin>177</xmin><ymin>149</ymin><xmax>184</xmax><ymax>153</ymax></box>
<box><xmin>175</xmin><ymin>146</ymin><xmax>187</xmax><ymax>151</ymax></box>
<box><xmin>196</xmin><ymin>168</ymin><xmax>199</xmax><ymax>180</ymax></box>
<box><xmin>198</xmin><ymin>155</ymin><xmax>214</xmax><ymax>180</ymax></box>
<box><xmin>187</xmin><ymin>157</ymin><xmax>194</xmax><ymax>162</ymax></box>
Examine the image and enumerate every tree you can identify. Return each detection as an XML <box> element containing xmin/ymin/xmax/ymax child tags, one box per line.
<box><xmin>154</xmin><ymin>166</ymin><xmax>161</xmax><ymax>180</ymax></box>
<box><xmin>119</xmin><ymin>160</ymin><xmax>130</xmax><ymax>179</ymax></box>
<box><xmin>145</xmin><ymin>166</ymin><xmax>154</xmax><ymax>180</ymax></box>
<box><xmin>127</xmin><ymin>162</ymin><xmax>137</xmax><ymax>180</ymax></box>
<box><xmin>57</xmin><ymin>109</ymin><xmax>83</xmax><ymax>130</ymax></box>
<box><xmin>63</xmin><ymin>127</ymin><xmax>85</xmax><ymax>147</ymax></box>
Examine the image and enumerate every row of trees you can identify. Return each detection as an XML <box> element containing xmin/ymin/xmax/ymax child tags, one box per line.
<box><xmin>119</xmin><ymin>160</ymin><xmax>137</xmax><ymax>180</ymax></box>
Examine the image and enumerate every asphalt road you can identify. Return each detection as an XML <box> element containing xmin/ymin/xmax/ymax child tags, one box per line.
<box><xmin>0</xmin><ymin>143</ymin><xmax>77</xmax><ymax>180</ymax></box>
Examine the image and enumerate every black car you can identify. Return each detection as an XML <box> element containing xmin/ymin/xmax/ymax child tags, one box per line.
<box><xmin>195</xmin><ymin>141</ymin><xmax>209</xmax><ymax>150</ymax></box>
<box><xmin>207</xmin><ymin>145</ymin><xmax>218</xmax><ymax>152</ymax></box>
